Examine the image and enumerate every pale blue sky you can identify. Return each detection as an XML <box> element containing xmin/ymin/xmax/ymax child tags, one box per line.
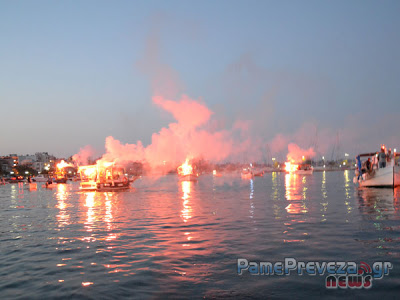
<box><xmin>1</xmin><ymin>0</ymin><xmax>399</xmax><ymax>158</ymax></box>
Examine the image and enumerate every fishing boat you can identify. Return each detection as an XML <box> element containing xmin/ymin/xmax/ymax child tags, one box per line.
<box><xmin>177</xmin><ymin>159</ymin><xmax>198</xmax><ymax>182</ymax></box>
<box><xmin>285</xmin><ymin>162</ymin><xmax>313</xmax><ymax>175</ymax></box>
<box><xmin>54</xmin><ymin>160</ymin><xmax>72</xmax><ymax>183</ymax></box>
<box><xmin>353</xmin><ymin>150</ymin><xmax>400</xmax><ymax>188</ymax></box>
<box><xmin>241</xmin><ymin>168</ymin><xmax>254</xmax><ymax>179</ymax></box>
<box><xmin>78</xmin><ymin>163</ymin><xmax>133</xmax><ymax>191</ymax></box>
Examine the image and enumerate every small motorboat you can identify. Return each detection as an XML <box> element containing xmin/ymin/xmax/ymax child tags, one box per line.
<box><xmin>32</xmin><ymin>175</ymin><xmax>48</xmax><ymax>182</ymax></box>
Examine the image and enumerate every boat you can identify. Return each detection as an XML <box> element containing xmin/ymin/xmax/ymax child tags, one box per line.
<box><xmin>78</xmin><ymin>163</ymin><xmax>132</xmax><ymax>191</ymax></box>
<box><xmin>54</xmin><ymin>160</ymin><xmax>73</xmax><ymax>183</ymax></box>
<box><xmin>353</xmin><ymin>150</ymin><xmax>400</xmax><ymax>188</ymax></box>
<box><xmin>295</xmin><ymin>165</ymin><xmax>313</xmax><ymax>175</ymax></box>
<box><xmin>8</xmin><ymin>176</ymin><xmax>25</xmax><ymax>183</ymax></box>
<box><xmin>254</xmin><ymin>170</ymin><xmax>265</xmax><ymax>177</ymax></box>
<box><xmin>285</xmin><ymin>162</ymin><xmax>313</xmax><ymax>175</ymax></box>
<box><xmin>241</xmin><ymin>168</ymin><xmax>254</xmax><ymax>179</ymax></box>
<box><xmin>177</xmin><ymin>159</ymin><xmax>198</xmax><ymax>182</ymax></box>
<box><xmin>178</xmin><ymin>174</ymin><xmax>198</xmax><ymax>181</ymax></box>
<box><xmin>31</xmin><ymin>174</ymin><xmax>48</xmax><ymax>182</ymax></box>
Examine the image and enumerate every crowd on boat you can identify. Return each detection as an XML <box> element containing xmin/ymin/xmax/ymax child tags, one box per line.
<box><xmin>357</xmin><ymin>145</ymin><xmax>395</xmax><ymax>176</ymax></box>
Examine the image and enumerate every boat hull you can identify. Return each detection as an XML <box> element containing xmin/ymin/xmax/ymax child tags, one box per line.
<box><xmin>357</xmin><ymin>166</ymin><xmax>400</xmax><ymax>187</ymax></box>
<box><xmin>179</xmin><ymin>174</ymin><xmax>198</xmax><ymax>182</ymax></box>
<box><xmin>80</xmin><ymin>180</ymin><xmax>131</xmax><ymax>191</ymax></box>
<box><xmin>294</xmin><ymin>169</ymin><xmax>313</xmax><ymax>175</ymax></box>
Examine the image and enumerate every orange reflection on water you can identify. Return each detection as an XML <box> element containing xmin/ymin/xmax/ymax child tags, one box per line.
<box><xmin>82</xmin><ymin>191</ymin><xmax>96</xmax><ymax>242</ymax></box>
<box><xmin>284</xmin><ymin>173</ymin><xmax>308</xmax><ymax>243</ymax></box>
<box><xmin>180</xmin><ymin>181</ymin><xmax>193</xmax><ymax>223</ymax></box>
<box><xmin>285</xmin><ymin>173</ymin><xmax>308</xmax><ymax>212</ymax></box>
<box><xmin>104</xmin><ymin>192</ymin><xmax>117</xmax><ymax>241</ymax></box>
<box><xmin>56</xmin><ymin>184</ymin><xmax>70</xmax><ymax>227</ymax></box>
<box><xmin>180</xmin><ymin>181</ymin><xmax>193</xmax><ymax>247</ymax></box>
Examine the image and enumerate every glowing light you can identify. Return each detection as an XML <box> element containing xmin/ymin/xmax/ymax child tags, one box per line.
<box><xmin>57</xmin><ymin>160</ymin><xmax>72</xmax><ymax>170</ymax></box>
<box><xmin>177</xmin><ymin>158</ymin><xmax>193</xmax><ymax>176</ymax></box>
<box><xmin>284</xmin><ymin>161</ymin><xmax>299</xmax><ymax>172</ymax></box>
<box><xmin>82</xmin><ymin>282</ymin><xmax>93</xmax><ymax>287</ymax></box>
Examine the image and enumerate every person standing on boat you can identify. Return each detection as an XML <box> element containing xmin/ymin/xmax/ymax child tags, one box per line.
<box><xmin>378</xmin><ymin>147</ymin><xmax>386</xmax><ymax>168</ymax></box>
<box><xmin>366</xmin><ymin>158</ymin><xmax>372</xmax><ymax>173</ymax></box>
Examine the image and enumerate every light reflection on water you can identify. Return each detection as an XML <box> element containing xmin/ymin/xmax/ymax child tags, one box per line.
<box><xmin>0</xmin><ymin>172</ymin><xmax>399</xmax><ymax>298</ymax></box>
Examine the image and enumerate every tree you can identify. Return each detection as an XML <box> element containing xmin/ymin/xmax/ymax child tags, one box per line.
<box><xmin>14</xmin><ymin>165</ymin><xmax>38</xmax><ymax>176</ymax></box>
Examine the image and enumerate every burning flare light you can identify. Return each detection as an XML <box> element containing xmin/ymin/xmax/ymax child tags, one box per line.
<box><xmin>177</xmin><ymin>159</ymin><xmax>193</xmax><ymax>176</ymax></box>
<box><xmin>57</xmin><ymin>160</ymin><xmax>72</xmax><ymax>170</ymax></box>
<box><xmin>284</xmin><ymin>161</ymin><xmax>299</xmax><ymax>173</ymax></box>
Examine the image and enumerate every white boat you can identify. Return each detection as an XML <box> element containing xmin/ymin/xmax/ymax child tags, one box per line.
<box><xmin>32</xmin><ymin>175</ymin><xmax>48</xmax><ymax>182</ymax></box>
<box><xmin>354</xmin><ymin>151</ymin><xmax>400</xmax><ymax>188</ymax></box>
<box><xmin>294</xmin><ymin>168</ymin><xmax>313</xmax><ymax>175</ymax></box>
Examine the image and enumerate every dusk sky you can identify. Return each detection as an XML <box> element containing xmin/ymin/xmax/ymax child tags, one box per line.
<box><xmin>1</xmin><ymin>0</ymin><xmax>400</xmax><ymax>160</ymax></box>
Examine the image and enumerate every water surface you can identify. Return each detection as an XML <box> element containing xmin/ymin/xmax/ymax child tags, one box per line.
<box><xmin>1</xmin><ymin>171</ymin><xmax>399</xmax><ymax>299</ymax></box>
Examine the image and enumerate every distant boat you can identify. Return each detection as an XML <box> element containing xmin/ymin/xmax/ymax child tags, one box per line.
<box><xmin>294</xmin><ymin>166</ymin><xmax>313</xmax><ymax>175</ymax></box>
<box><xmin>32</xmin><ymin>175</ymin><xmax>48</xmax><ymax>182</ymax></box>
<box><xmin>253</xmin><ymin>170</ymin><xmax>265</xmax><ymax>177</ymax></box>
<box><xmin>354</xmin><ymin>151</ymin><xmax>400</xmax><ymax>188</ymax></box>
<box><xmin>241</xmin><ymin>168</ymin><xmax>254</xmax><ymax>179</ymax></box>
<box><xmin>285</xmin><ymin>162</ymin><xmax>313</xmax><ymax>175</ymax></box>
<box><xmin>177</xmin><ymin>159</ymin><xmax>198</xmax><ymax>182</ymax></box>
